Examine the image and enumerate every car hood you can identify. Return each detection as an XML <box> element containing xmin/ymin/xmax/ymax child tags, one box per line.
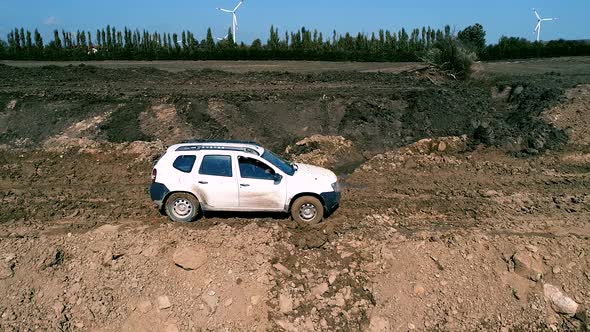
<box><xmin>292</xmin><ymin>163</ymin><xmax>337</xmax><ymax>182</ymax></box>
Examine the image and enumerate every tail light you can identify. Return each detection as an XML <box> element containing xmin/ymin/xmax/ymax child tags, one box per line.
<box><xmin>151</xmin><ymin>168</ymin><xmax>157</xmax><ymax>183</ymax></box>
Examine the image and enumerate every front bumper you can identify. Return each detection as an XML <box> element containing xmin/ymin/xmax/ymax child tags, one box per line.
<box><xmin>150</xmin><ymin>182</ymin><xmax>170</xmax><ymax>210</ymax></box>
<box><xmin>320</xmin><ymin>191</ymin><xmax>341</xmax><ymax>213</ymax></box>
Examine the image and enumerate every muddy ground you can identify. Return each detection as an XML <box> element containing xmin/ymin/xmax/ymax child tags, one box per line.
<box><xmin>1</xmin><ymin>59</ymin><xmax>590</xmax><ymax>331</ymax></box>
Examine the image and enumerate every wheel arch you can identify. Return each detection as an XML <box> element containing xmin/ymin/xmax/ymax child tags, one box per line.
<box><xmin>162</xmin><ymin>191</ymin><xmax>201</xmax><ymax>211</ymax></box>
<box><xmin>288</xmin><ymin>192</ymin><xmax>325</xmax><ymax>211</ymax></box>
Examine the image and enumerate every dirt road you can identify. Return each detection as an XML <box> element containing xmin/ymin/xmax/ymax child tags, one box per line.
<box><xmin>0</xmin><ymin>60</ymin><xmax>589</xmax><ymax>331</ymax></box>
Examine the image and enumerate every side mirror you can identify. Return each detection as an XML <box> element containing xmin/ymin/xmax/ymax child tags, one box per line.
<box><xmin>273</xmin><ymin>173</ymin><xmax>283</xmax><ymax>184</ymax></box>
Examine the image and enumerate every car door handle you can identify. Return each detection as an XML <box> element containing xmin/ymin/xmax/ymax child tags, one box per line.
<box><xmin>198</xmin><ymin>181</ymin><xmax>208</xmax><ymax>184</ymax></box>
<box><xmin>240</xmin><ymin>184</ymin><xmax>250</xmax><ymax>187</ymax></box>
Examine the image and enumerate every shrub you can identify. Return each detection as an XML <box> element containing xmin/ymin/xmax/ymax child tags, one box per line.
<box><xmin>423</xmin><ymin>36</ymin><xmax>476</xmax><ymax>79</ymax></box>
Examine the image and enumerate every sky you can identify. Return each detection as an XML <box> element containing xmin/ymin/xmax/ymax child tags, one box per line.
<box><xmin>0</xmin><ymin>0</ymin><xmax>588</xmax><ymax>45</ymax></box>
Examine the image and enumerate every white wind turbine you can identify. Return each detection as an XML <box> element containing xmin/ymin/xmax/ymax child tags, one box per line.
<box><xmin>533</xmin><ymin>8</ymin><xmax>558</xmax><ymax>42</ymax></box>
<box><xmin>217</xmin><ymin>1</ymin><xmax>244</xmax><ymax>42</ymax></box>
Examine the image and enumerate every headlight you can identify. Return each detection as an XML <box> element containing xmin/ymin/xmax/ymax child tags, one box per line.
<box><xmin>331</xmin><ymin>181</ymin><xmax>341</xmax><ymax>192</ymax></box>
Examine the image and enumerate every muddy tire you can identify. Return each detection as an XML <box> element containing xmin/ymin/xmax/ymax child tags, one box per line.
<box><xmin>291</xmin><ymin>196</ymin><xmax>324</xmax><ymax>224</ymax></box>
<box><xmin>165</xmin><ymin>193</ymin><xmax>200</xmax><ymax>222</ymax></box>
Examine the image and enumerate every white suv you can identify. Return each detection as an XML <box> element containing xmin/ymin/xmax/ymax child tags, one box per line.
<box><xmin>150</xmin><ymin>140</ymin><xmax>341</xmax><ymax>223</ymax></box>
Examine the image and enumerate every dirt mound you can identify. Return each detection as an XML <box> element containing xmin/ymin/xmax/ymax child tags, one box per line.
<box><xmin>139</xmin><ymin>104</ymin><xmax>194</xmax><ymax>145</ymax></box>
<box><xmin>0</xmin><ymin>65</ymin><xmax>573</xmax><ymax>157</ymax></box>
<box><xmin>544</xmin><ymin>84</ymin><xmax>590</xmax><ymax>146</ymax></box>
<box><xmin>285</xmin><ymin>135</ymin><xmax>364</xmax><ymax>171</ymax></box>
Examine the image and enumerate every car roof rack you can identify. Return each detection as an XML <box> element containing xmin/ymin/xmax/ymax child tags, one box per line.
<box><xmin>175</xmin><ymin>145</ymin><xmax>260</xmax><ymax>155</ymax></box>
<box><xmin>181</xmin><ymin>139</ymin><xmax>261</xmax><ymax>146</ymax></box>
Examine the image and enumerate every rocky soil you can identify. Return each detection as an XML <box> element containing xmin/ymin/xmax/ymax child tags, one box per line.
<box><xmin>1</xmin><ymin>62</ymin><xmax>589</xmax><ymax>331</ymax></box>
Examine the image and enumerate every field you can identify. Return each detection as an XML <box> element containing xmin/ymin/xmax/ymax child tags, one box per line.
<box><xmin>1</xmin><ymin>57</ymin><xmax>590</xmax><ymax>331</ymax></box>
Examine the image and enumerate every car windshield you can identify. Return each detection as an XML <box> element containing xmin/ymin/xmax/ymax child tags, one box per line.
<box><xmin>261</xmin><ymin>150</ymin><xmax>295</xmax><ymax>176</ymax></box>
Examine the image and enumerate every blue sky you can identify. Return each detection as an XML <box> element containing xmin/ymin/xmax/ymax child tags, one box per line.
<box><xmin>0</xmin><ymin>0</ymin><xmax>587</xmax><ymax>45</ymax></box>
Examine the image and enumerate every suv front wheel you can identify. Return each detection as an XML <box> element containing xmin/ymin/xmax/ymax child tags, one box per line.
<box><xmin>291</xmin><ymin>196</ymin><xmax>324</xmax><ymax>224</ymax></box>
<box><xmin>165</xmin><ymin>193</ymin><xmax>200</xmax><ymax>222</ymax></box>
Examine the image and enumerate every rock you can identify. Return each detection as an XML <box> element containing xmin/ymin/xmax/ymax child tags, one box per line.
<box><xmin>172</xmin><ymin>247</ymin><xmax>207</xmax><ymax>271</ymax></box>
<box><xmin>4</xmin><ymin>253</ymin><xmax>16</xmax><ymax>262</ymax></box>
<box><xmin>525</xmin><ymin>245</ymin><xmax>539</xmax><ymax>253</ymax></box>
<box><xmin>93</xmin><ymin>224</ymin><xmax>120</xmax><ymax>234</ymax></box>
<box><xmin>201</xmin><ymin>293</ymin><xmax>218</xmax><ymax>312</ymax></box>
<box><xmin>333</xmin><ymin>292</ymin><xmax>346</xmax><ymax>307</ymax></box>
<box><xmin>368</xmin><ymin>315</ymin><xmax>390</xmax><ymax>332</ymax></box>
<box><xmin>224</xmin><ymin>298</ymin><xmax>233</xmax><ymax>307</ymax></box>
<box><xmin>0</xmin><ymin>261</ymin><xmax>14</xmax><ymax>279</ymax></box>
<box><xmin>544</xmin><ymin>284</ymin><xmax>579</xmax><ymax>316</ymax></box>
<box><xmin>141</xmin><ymin>245</ymin><xmax>160</xmax><ymax>257</ymax></box>
<box><xmin>408</xmin><ymin>323</ymin><xmax>416</xmax><ymax>330</ymax></box>
<box><xmin>273</xmin><ymin>263</ymin><xmax>292</xmax><ymax>276</ymax></box>
<box><xmin>481</xmin><ymin>190</ymin><xmax>500</xmax><ymax>198</ymax></box>
<box><xmin>164</xmin><ymin>323</ymin><xmax>180</xmax><ymax>332</ymax></box>
<box><xmin>413</xmin><ymin>285</ymin><xmax>426</xmax><ymax>297</ymax></box>
<box><xmin>552</xmin><ymin>266</ymin><xmax>561</xmax><ymax>274</ymax></box>
<box><xmin>302</xmin><ymin>233</ymin><xmax>328</xmax><ymax>249</ymax></box>
<box><xmin>42</xmin><ymin>248</ymin><xmax>65</xmax><ymax>269</ymax></box>
<box><xmin>138</xmin><ymin>300</ymin><xmax>152</xmax><ymax>314</ymax></box>
<box><xmin>157</xmin><ymin>296</ymin><xmax>172</xmax><ymax>310</ymax></box>
<box><xmin>512</xmin><ymin>251</ymin><xmax>544</xmax><ymax>281</ymax></box>
<box><xmin>7</xmin><ymin>100</ymin><xmax>17</xmax><ymax>110</ymax></box>
<box><xmin>340</xmin><ymin>252</ymin><xmax>353</xmax><ymax>259</ymax></box>
<box><xmin>279</xmin><ymin>293</ymin><xmax>293</xmax><ymax>313</ymax></box>
<box><xmin>53</xmin><ymin>301</ymin><xmax>65</xmax><ymax>315</ymax></box>
<box><xmin>251</xmin><ymin>295</ymin><xmax>261</xmax><ymax>306</ymax></box>
<box><xmin>512</xmin><ymin>287</ymin><xmax>524</xmax><ymax>300</ymax></box>
<box><xmin>311</xmin><ymin>282</ymin><xmax>329</xmax><ymax>298</ymax></box>
<box><xmin>415</xmin><ymin>138</ymin><xmax>433</xmax><ymax>154</ymax></box>
<box><xmin>328</xmin><ymin>270</ymin><xmax>339</xmax><ymax>285</ymax></box>
<box><xmin>275</xmin><ymin>319</ymin><xmax>298</xmax><ymax>332</ymax></box>
<box><xmin>437</xmin><ymin>141</ymin><xmax>447</xmax><ymax>152</ymax></box>
<box><xmin>505</xmin><ymin>272</ymin><xmax>532</xmax><ymax>302</ymax></box>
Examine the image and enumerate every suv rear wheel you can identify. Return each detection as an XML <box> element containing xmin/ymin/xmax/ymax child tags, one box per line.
<box><xmin>165</xmin><ymin>193</ymin><xmax>200</xmax><ymax>222</ymax></box>
<box><xmin>291</xmin><ymin>196</ymin><xmax>324</xmax><ymax>224</ymax></box>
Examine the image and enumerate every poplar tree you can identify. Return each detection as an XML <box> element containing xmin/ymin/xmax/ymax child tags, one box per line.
<box><xmin>53</xmin><ymin>30</ymin><xmax>62</xmax><ymax>49</ymax></box>
<box><xmin>205</xmin><ymin>28</ymin><xmax>215</xmax><ymax>50</ymax></box>
<box><xmin>34</xmin><ymin>29</ymin><xmax>43</xmax><ymax>49</ymax></box>
<box><xmin>26</xmin><ymin>30</ymin><xmax>32</xmax><ymax>49</ymax></box>
<box><xmin>96</xmin><ymin>30</ymin><xmax>101</xmax><ymax>47</ymax></box>
<box><xmin>14</xmin><ymin>28</ymin><xmax>22</xmax><ymax>50</ymax></box>
<box><xmin>106</xmin><ymin>25</ymin><xmax>112</xmax><ymax>50</ymax></box>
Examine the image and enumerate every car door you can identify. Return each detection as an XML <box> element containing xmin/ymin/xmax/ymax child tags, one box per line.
<box><xmin>194</xmin><ymin>153</ymin><xmax>239</xmax><ymax>209</ymax></box>
<box><xmin>237</xmin><ymin>154</ymin><xmax>287</xmax><ymax>210</ymax></box>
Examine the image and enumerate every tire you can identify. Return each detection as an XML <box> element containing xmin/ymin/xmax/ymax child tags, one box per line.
<box><xmin>165</xmin><ymin>193</ymin><xmax>200</xmax><ymax>222</ymax></box>
<box><xmin>291</xmin><ymin>196</ymin><xmax>324</xmax><ymax>224</ymax></box>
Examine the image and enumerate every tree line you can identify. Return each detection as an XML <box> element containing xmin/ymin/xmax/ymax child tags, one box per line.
<box><xmin>0</xmin><ymin>24</ymin><xmax>588</xmax><ymax>62</ymax></box>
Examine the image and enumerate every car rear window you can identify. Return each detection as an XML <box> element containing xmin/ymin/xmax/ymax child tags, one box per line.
<box><xmin>173</xmin><ymin>155</ymin><xmax>197</xmax><ymax>173</ymax></box>
<box><xmin>199</xmin><ymin>155</ymin><xmax>232</xmax><ymax>177</ymax></box>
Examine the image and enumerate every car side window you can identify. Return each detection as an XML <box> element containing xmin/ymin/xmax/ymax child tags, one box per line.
<box><xmin>238</xmin><ymin>156</ymin><xmax>275</xmax><ymax>180</ymax></box>
<box><xmin>199</xmin><ymin>155</ymin><xmax>233</xmax><ymax>177</ymax></box>
<box><xmin>173</xmin><ymin>155</ymin><xmax>197</xmax><ymax>173</ymax></box>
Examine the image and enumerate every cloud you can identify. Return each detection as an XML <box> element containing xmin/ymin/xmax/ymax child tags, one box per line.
<box><xmin>43</xmin><ymin>16</ymin><xmax>59</xmax><ymax>25</ymax></box>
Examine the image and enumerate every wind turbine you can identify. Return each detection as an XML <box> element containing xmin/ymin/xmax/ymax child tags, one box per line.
<box><xmin>533</xmin><ymin>8</ymin><xmax>558</xmax><ymax>42</ymax></box>
<box><xmin>217</xmin><ymin>1</ymin><xmax>244</xmax><ymax>42</ymax></box>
